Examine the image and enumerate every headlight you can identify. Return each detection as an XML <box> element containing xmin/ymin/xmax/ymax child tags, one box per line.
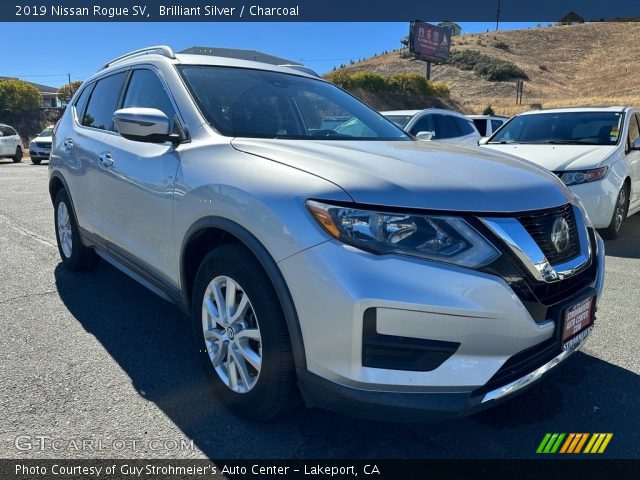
<box><xmin>306</xmin><ymin>200</ymin><xmax>500</xmax><ymax>268</ymax></box>
<box><xmin>558</xmin><ymin>167</ymin><xmax>608</xmax><ymax>186</ymax></box>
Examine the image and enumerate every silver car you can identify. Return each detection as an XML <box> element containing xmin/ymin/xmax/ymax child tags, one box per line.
<box><xmin>49</xmin><ymin>46</ymin><xmax>604</xmax><ymax>421</ymax></box>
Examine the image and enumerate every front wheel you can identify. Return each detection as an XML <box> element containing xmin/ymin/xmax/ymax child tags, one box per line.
<box><xmin>191</xmin><ymin>244</ymin><xmax>298</xmax><ymax>420</ymax></box>
<box><xmin>12</xmin><ymin>146</ymin><xmax>22</xmax><ymax>163</ymax></box>
<box><xmin>31</xmin><ymin>158</ymin><xmax>42</xmax><ymax>165</ymax></box>
<box><xmin>599</xmin><ymin>182</ymin><xmax>630</xmax><ymax>240</ymax></box>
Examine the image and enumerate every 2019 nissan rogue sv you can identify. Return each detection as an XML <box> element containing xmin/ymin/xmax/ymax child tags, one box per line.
<box><xmin>49</xmin><ymin>46</ymin><xmax>605</xmax><ymax>421</ymax></box>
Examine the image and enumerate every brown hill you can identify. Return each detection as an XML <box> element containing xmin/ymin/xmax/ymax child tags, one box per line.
<box><xmin>332</xmin><ymin>22</ymin><xmax>640</xmax><ymax>116</ymax></box>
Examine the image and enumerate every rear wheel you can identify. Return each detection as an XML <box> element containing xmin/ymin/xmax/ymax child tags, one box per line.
<box><xmin>599</xmin><ymin>182</ymin><xmax>630</xmax><ymax>240</ymax></box>
<box><xmin>191</xmin><ymin>244</ymin><xmax>298</xmax><ymax>420</ymax></box>
<box><xmin>53</xmin><ymin>189</ymin><xmax>98</xmax><ymax>271</ymax></box>
<box><xmin>12</xmin><ymin>146</ymin><xmax>22</xmax><ymax>163</ymax></box>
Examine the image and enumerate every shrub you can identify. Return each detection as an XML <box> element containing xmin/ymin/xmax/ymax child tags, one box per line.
<box><xmin>448</xmin><ymin>50</ymin><xmax>528</xmax><ymax>81</ymax></box>
<box><xmin>0</xmin><ymin>80</ymin><xmax>42</xmax><ymax>116</ymax></box>
<box><xmin>493</xmin><ymin>41</ymin><xmax>510</xmax><ymax>51</ymax></box>
<box><xmin>482</xmin><ymin>105</ymin><xmax>496</xmax><ymax>115</ymax></box>
<box><xmin>539</xmin><ymin>64</ymin><xmax>549</xmax><ymax>71</ymax></box>
<box><xmin>57</xmin><ymin>81</ymin><xmax>83</xmax><ymax>105</ymax></box>
<box><xmin>325</xmin><ymin>71</ymin><xmax>449</xmax><ymax>98</ymax></box>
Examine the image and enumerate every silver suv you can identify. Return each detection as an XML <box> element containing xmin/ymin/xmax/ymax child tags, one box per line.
<box><xmin>50</xmin><ymin>46</ymin><xmax>605</xmax><ymax>421</ymax></box>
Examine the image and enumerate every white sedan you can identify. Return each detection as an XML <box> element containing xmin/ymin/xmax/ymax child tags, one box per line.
<box><xmin>381</xmin><ymin>109</ymin><xmax>481</xmax><ymax>146</ymax></box>
<box><xmin>481</xmin><ymin>107</ymin><xmax>640</xmax><ymax>238</ymax></box>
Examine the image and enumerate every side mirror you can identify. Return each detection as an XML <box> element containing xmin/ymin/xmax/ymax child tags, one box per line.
<box><xmin>632</xmin><ymin>138</ymin><xmax>640</xmax><ymax>150</ymax></box>
<box><xmin>478</xmin><ymin>137</ymin><xmax>490</xmax><ymax>146</ymax></box>
<box><xmin>415</xmin><ymin>131</ymin><xmax>434</xmax><ymax>141</ymax></box>
<box><xmin>113</xmin><ymin>108</ymin><xmax>172</xmax><ymax>143</ymax></box>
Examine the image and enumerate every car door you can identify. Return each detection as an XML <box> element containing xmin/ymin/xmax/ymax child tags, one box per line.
<box><xmin>5</xmin><ymin>126</ymin><xmax>20</xmax><ymax>155</ymax></box>
<box><xmin>625</xmin><ymin>113</ymin><xmax>640</xmax><ymax>210</ymax></box>
<box><xmin>96</xmin><ymin>67</ymin><xmax>181</xmax><ymax>283</ymax></box>
<box><xmin>57</xmin><ymin>73</ymin><xmax>127</xmax><ymax>235</ymax></box>
<box><xmin>0</xmin><ymin>128</ymin><xmax>7</xmax><ymax>156</ymax></box>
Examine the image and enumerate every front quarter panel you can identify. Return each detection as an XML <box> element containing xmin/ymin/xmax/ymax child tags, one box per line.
<box><xmin>173</xmin><ymin>138</ymin><xmax>352</xmax><ymax>284</ymax></box>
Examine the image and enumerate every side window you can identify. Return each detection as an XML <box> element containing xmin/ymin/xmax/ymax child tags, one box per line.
<box><xmin>409</xmin><ymin>114</ymin><xmax>434</xmax><ymax>136</ymax></box>
<box><xmin>82</xmin><ymin>72</ymin><xmax>127</xmax><ymax>131</ymax></box>
<box><xmin>491</xmin><ymin>119</ymin><xmax>503</xmax><ymax>132</ymax></box>
<box><xmin>3</xmin><ymin>126</ymin><xmax>17</xmax><ymax>136</ymax></box>
<box><xmin>455</xmin><ymin>117</ymin><xmax>476</xmax><ymax>135</ymax></box>
<box><xmin>434</xmin><ymin>114</ymin><xmax>461</xmax><ymax>139</ymax></box>
<box><xmin>122</xmin><ymin>69</ymin><xmax>176</xmax><ymax>131</ymax></box>
<box><xmin>473</xmin><ymin>119</ymin><xmax>487</xmax><ymax>135</ymax></box>
<box><xmin>73</xmin><ymin>84</ymin><xmax>93</xmax><ymax>125</ymax></box>
<box><xmin>627</xmin><ymin>114</ymin><xmax>640</xmax><ymax>152</ymax></box>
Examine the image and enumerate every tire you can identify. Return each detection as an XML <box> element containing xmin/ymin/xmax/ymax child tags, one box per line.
<box><xmin>12</xmin><ymin>146</ymin><xmax>22</xmax><ymax>163</ymax></box>
<box><xmin>53</xmin><ymin>189</ymin><xmax>99</xmax><ymax>271</ymax></box>
<box><xmin>31</xmin><ymin>158</ymin><xmax>42</xmax><ymax>165</ymax></box>
<box><xmin>191</xmin><ymin>243</ymin><xmax>298</xmax><ymax>420</ymax></box>
<box><xmin>599</xmin><ymin>182</ymin><xmax>630</xmax><ymax>240</ymax></box>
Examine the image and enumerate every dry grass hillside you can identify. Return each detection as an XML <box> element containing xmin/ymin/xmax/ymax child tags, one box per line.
<box><xmin>333</xmin><ymin>22</ymin><xmax>640</xmax><ymax>116</ymax></box>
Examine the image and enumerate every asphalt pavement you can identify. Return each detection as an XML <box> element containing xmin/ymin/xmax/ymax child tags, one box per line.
<box><xmin>0</xmin><ymin>159</ymin><xmax>638</xmax><ymax>460</ymax></box>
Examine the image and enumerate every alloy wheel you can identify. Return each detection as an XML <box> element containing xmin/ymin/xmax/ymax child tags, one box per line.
<box><xmin>57</xmin><ymin>201</ymin><xmax>73</xmax><ymax>258</ymax></box>
<box><xmin>201</xmin><ymin>275</ymin><xmax>262</xmax><ymax>393</ymax></box>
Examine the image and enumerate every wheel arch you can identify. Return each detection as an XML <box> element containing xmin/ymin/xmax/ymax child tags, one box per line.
<box><xmin>180</xmin><ymin>216</ymin><xmax>306</xmax><ymax>369</ymax></box>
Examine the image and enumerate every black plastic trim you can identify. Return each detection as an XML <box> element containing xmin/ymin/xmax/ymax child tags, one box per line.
<box><xmin>362</xmin><ymin>308</ymin><xmax>460</xmax><ymax>372</ymax></box>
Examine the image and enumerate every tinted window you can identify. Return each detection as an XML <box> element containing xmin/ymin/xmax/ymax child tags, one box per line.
<box><xmin>434</xmin><ymin>114</ymin><xmax>460</xmax><ymax>139</ymax></box>
<box><xmin>627</xmin><ymin>114</ymin><xmax>639</xmax><ymax>151</ymax></box>
<box><xmin>178</xmin><ymin>66</ymin><xmax>408</xmax><ymax>140</ymax></box>
<box><xmin>122</xmin><ymin>69</ymin><xmax>176</xmax><ymax>127</ymax></box>
<box><xmin>82</xmin><ymin>72</ymin><xmax>127</xmax><ymax>131</ymax></box>
<box><xmin>455</xmin><ymin>117</ymin><xmax>476</xmax><ymax>135</ymax></box>
<box><xmin>409</xmin><ymin>114</ymin><xmax>434</xmax><ymax>135</ymax></box>
<box><xmin>74</xmin><ymin>83</ymin><xmax>93</xmax><ymax>124</ymax></box>
<box><xmin>473</xmin><ymin>118</ymin><xmax>487</xmax><ymax>135</ymax></box>
<box><xmin>3</xmin><ymin>126</ymin><xmax>17</xmax><ymax>136</ymax></box>
<box><xmin>491</xmin><ymin>119</ymin><xmax>504</xmax><ymax>132</ymax></box>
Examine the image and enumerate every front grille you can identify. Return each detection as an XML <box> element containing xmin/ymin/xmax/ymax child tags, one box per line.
<box><xmin>36</xmin><ymin>142</ymin><xmax>51</xmax><ymax>148</ymax></box>
<box><xmin>517</xmin><ymin>204</ymin><xmax>580</xmax><ymax>265</ymax></box>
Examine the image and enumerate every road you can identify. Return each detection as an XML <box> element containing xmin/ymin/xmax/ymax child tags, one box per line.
<box><xmin>0</xmin><ymin>159</ymin><xmax>638</xmax><ymax>460</ymax></box>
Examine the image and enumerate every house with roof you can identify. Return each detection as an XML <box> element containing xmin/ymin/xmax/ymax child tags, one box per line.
<box><xmin>0</xmin><ymin>77</ymin><xmax>59</xmax><ymax>108</ymax></box>
<box><xmin>438</xmin><ymin>21</ymin><xmax>462</xmax><ymax>36</ymax></box>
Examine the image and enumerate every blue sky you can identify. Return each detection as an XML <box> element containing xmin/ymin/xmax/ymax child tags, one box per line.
<box><xmin>3</xmin><ymin>22</ymin><xmax>538</xmax><ymax>87</ymax></box>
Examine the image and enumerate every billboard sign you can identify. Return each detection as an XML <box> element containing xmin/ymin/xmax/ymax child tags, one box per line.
<box><xmin>409</xmin><ymin>20</ymin><xmax>452</xmax><ymax>62</ymax></box>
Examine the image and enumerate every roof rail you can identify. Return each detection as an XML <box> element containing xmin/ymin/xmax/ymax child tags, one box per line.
<box><xmin>100</xmin><ymin>46</ymin><xmax>176</xmax><ymax>71</ymax></box>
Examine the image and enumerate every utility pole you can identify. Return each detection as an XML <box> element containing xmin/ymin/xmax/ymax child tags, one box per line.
<box><xmin>67</xmin><ymin>73</ymin><xmax>71</xmax><ymax>86</ymax></box>
<box><xmin>496</xmin><ymin>0</ymin><xmax>501</xmax><ymax>31</ymax></box>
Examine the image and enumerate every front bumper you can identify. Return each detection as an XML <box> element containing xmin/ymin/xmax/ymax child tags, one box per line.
<box><xmin>280</xmin><ymin>230</ymin><xmax>604</xmax><ymax>420</ymax></box>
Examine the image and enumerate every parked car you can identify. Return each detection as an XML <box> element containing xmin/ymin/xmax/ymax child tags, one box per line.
<box><xmin>467</xmin><ymin>114</ymin><xmax>508</xmax><ymax>137</ymax></box>
<box><xmin>381</xmin><ymin>109</ymin><xmax>481</xmax><ymax>146</ymax></box>
<box><xmin>480</xmin><ymin>107</ymin><xmax>640</xmax><ymax>239</ymax></box>
<box><xmin>29</xmin><ymin>125</ymin><xmax>54</xmax><ymax>165</ymax></box>
<box><xmin>0</xmin><ymin>124</ymin><xmax>23</xmax><ymax>163</ymax></box>
<box><xmin>50</xmin><ymin>46</ymin><xmax>604</xmax><ymax>421</ymax></box>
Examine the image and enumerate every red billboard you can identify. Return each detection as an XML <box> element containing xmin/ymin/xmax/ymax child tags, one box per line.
<box><xmin>409</xmin><ymin>21</ymin><xmax>452</xmax><ymax>62</ymax></box>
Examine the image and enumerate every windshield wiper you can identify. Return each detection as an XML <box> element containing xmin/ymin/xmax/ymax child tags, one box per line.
<box><xmin>544</xmin><ymin>140</ymin><xmax>594</xmax><ymax>145</ymax></box>
<box><xmin>487</xmin><ymin>140</ymin><xmax>519</xmax><ymax>144</ymax></box>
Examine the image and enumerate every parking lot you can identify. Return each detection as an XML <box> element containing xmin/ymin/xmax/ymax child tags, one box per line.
<box><xmin>0</xmin><ymin>159</ymin><xmax>638</xmax><ymax>460</ymax></box>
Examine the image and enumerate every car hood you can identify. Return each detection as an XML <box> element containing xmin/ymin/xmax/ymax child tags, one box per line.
<box><xmin>481</xmin><ymin>144</ymin><xmax>616</xmax><ymax>171</ymax></box>
<box><xmin>231</xmin><ymin>139</ymin><xmax>572</xmax><ymax>213</ymax></box>
<box><xmin>31</xmin><ymin>135</ymin><xmax>52</xmax><ymax>143</ymax></box>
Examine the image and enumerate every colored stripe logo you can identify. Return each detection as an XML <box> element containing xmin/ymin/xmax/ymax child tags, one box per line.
<box><xmin>537</xmin><ymin>433</ymin><xmax>613</xmax><ymax>454</ymax></box>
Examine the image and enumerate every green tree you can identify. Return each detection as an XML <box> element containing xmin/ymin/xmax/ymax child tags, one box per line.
<box><xmin>0</xmin><ymin>80</ymin><xmax>41</xmax><ymax>115</ymax></box>
<box><xmin>57</xmin><ymin>81</ymin><xmax>83</xmax><ymax>105</ymax></box>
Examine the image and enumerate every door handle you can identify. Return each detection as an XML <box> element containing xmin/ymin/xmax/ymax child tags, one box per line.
<box><xmin>99</xmin><ymin>152</ymin><xmax>114</xmax><ymax>168</ymax></box>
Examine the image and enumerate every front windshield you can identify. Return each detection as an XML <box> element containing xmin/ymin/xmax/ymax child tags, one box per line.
<box><xmin>178</xmin><ymin>66</ymin><xmax>409</xmax><ymax>141</ymax></box>
<box><xmin>490</xmin><ymin>111</ymin><xmax>624</xmax><ymax>145</ymax></box>
<box><xmin>39</xmin><ymin>127</ymin><xmax>53</xmax><ymax>137</ymax></box>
